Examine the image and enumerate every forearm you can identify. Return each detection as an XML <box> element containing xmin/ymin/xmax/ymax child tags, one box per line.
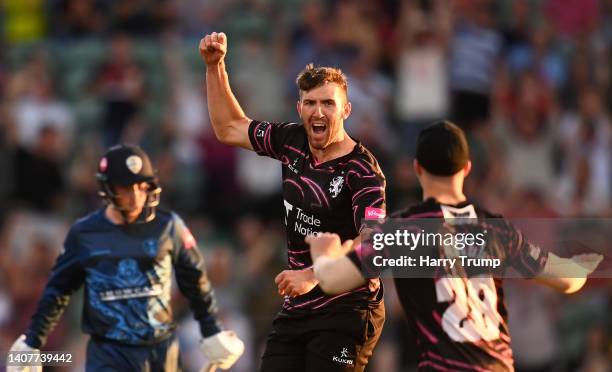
<box><xmin>25</xmin><ymin>290</ymin><xmax>72</xmax><ymax>348</ymax></box>
<box><xmin>175</xmin><ymin>256</ymin><xmax>222</xmax><ymax>337</ymax></box>
<box><xmin>313</xmin><ymin>256</ymin><xmax>366</xmax><ymax>295</ymax></box>
<box><xmin>205</xmin><ymin>62</ymin><xmax>251</xmax><ymax>145</ymax></box>
<box><xmin>179</xmin><ymin>277</ymin><xmax>222</xmax><ymax>336</ymax></box>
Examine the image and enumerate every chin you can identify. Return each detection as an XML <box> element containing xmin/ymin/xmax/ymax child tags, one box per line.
<box><xmin>307</xmin><ymin>136</ymin><xmax>329</xmax><ymax>150</ymax></box>
<box><xmin>127</xmin><ymin>209</ymin><xmax>143</xmax><ymax>218</ymax></box>
<box><xmin>310</xmin><ymin>143</ymin><xmax>324</xmax><ymax>150</ymax></box>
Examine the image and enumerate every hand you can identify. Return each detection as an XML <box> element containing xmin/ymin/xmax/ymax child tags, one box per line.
<box><xmin>199</xmin><ymin>32</ymin><xmax>227</xmax><ymax>66</ymax></box>
<box><xmin>7</xmin><ymin>335</ymin><xmax>41</xmax><ymax>372</ymax></box>
<box><xmin>275</xmin><ymin>268</ymin><xmax>318</xmax><ymax>297</ymax></box>
<box><xmin>572</xmin><ymin>253</ymin><xmax>604</xmax><ymax>275</ymax></box>
<box><xmin>306</xmin><ymin>233</ymin><xmax>354</xmax><ymax>261</ymax></box>
<box><xmin>200</xmin><ymin>330</ymin><xmax>244</xmax><ymax>370</ymax></box>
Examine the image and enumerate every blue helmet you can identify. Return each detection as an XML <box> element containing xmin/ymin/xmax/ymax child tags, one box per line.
<box><xmin>96</xmin><ymin>144</ymin><xmax>161</xmax><ymax>222</ymax></box>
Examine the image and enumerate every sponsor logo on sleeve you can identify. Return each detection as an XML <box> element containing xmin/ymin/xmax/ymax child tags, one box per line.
<box><xmin>365</xmin><ymin>207</ymin><xmax>385</xmax><ymax>220</ymax></box>
<box><xmin>256</xmin><ymin>122</ymin><xmax>270</xmax><ymax>137</ymax></box>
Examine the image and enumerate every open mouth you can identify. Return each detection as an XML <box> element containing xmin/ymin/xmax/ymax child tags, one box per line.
<box><xmin>312</xmin><ymin>122</ymin><xmax>327</xmax><ymax>134</ymax></box>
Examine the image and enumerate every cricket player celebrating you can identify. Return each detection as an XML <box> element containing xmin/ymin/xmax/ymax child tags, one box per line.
<box><xmin>200</xmin><ymin>32</ymin><xmax>386</xmax><ymax>371</ymax></box>
<box><xmin>307</xmin><ymin>121</ymin><xmax>604</xmax><ymax>371</ymax></box>
<box><xmin>8</xmin><ymin>144</ymin><xmax>244</xmax><ymax>372</ymax></box>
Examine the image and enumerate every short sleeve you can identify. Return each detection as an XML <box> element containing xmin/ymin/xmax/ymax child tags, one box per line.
<box><xmin>248</xmin><ymin>120</ymin><xmax>303</xmax><ymax>161</ymax></box>
<box><xmin>503</xmin><ymin>221</ymin><xmax>549</xmax><ymax>278</ymax></box>
<box><xmin>346</xmin><ymin>158</ymin><xmax>386</xmax><ymax>231</ymax></box>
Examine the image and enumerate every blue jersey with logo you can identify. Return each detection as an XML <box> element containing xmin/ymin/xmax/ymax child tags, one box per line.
<box><xmin>25</xmin><ymin>209</ymin><xmax>221</xmax><ymax>347</ymax></box>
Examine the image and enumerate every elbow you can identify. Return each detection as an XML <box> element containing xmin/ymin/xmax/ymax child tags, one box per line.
<box><xmin>210</xmin><ymin>125</ymin><xmax>231</xmax><ymax>144</ymax></box>
<box><xmin>210</xmin><ymin>119</ymin><xmax>248</xmax><ymax>147</ymax></box>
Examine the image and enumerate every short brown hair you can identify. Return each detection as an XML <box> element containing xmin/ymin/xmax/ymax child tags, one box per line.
<box><xmin>416</xmin><ymin>120</ymin><xmax>469</xmax><ymax>176</ymax></box>
<box><xmin>296</xmin><ymin>64</ymin><xmax>348</xmax><ymax>98</ymax></box>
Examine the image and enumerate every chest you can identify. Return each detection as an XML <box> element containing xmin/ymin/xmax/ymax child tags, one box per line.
<box><xmin>79</xmin><ymin>224</ymin><xmax>174</xmax><ymax>268</ymax></box>
<box><xmin>281</xmin><ymin>155</ymin><xmax>351</xmax><ymax>215</ymax></box>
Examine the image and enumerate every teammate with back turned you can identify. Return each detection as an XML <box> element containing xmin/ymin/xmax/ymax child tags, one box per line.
<box><xmin>8</xmin><ymin>144</ymin><xmax>244</xmax><ymax>372</ymax></box>
<box><xmin>306</xmin><ymin>121</ymin><xmax>603</xmax><ymax>371</ymax></box>
<box><xmin>199</xmin><ymin>32</ymin><xmax>386</xmax><ymax>371</ymax></box>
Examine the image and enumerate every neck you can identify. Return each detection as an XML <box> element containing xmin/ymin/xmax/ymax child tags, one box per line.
<box><xmin>310</xmin><ymin>130</ymin><xmax>356</xmax><ymax>164</ymax></box>
<box><xmin>105</xmin><ymin>205</ymin><xmax>138</xmax><ymax>224</ymax></box>
<box><xmin>421</xmin><ymin>178</ymin><xmax>466</xmax><ymax>205</ymax></box>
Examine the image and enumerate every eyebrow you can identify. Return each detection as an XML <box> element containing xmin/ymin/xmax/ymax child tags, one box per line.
<box><xmin>302</xmin><ymin>98</ymin><xmax>336</xmax><ymax>104</ymax></box>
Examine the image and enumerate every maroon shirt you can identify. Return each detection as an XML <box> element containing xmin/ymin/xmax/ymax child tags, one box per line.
<box><xmin>349</xmin><ymin>198</ymin><xmax>549</xmax><ymax>371</ymax></box>
<box><xmin>249</xmin><ymin>120</ymin><xmax>386</xmax><ymax>314</ymax></box>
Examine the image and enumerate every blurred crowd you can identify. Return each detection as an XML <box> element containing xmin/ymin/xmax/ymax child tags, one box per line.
<box><xmin>0</xmin><ymin>0</ymin><xmax>611</xmax><ymax>371</ymax></box>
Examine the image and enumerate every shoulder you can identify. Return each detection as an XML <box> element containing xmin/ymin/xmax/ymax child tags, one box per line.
<box><xmin>70</xmin><ymin>209</ymin><xmax>106</xmax><ymax>233</ymax></box>
<box><xmin>475</xmin><ymin>207</ymin><xmax>503</xmax><ymax>219</ymax></box>
<box><xmin>344</xmin><ymin>143</ymin><xmax>385</xmax><ymax>178</ymax></box>
<box><xmin>391</xmin><ymin>199</ymin><xmax>442</xmax><ymax>218</ymax></box>
<box><xmin>252</xmin><ymin>121</ymin><xmax>304</xmax><ymax>137</ymax></box>
<box><xmin>250</xmin><ymin>121</ymin><xmax>307</xmax><ymax>154</ymax></box>
<box><xmin>391</xmin><ymin>203</ymin><xmax>429</xmax><ymax>218</ymax></box>
<box><xmin>153</xmin><ymin>209</ymin><xmax>181</xmax><ymax>228</ymax></box>
<box><xmin>63</xmin><ymin>209</ymin><xmax>107</xmax><ymax>248</ymax></box>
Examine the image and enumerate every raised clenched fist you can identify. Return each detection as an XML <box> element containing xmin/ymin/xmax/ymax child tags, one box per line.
<box><xmin>199</xmin><ymin>32</ymin><xmax>227</xmax><ymax>66</ymax></box>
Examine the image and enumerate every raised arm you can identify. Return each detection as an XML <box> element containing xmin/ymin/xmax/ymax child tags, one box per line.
<box><xmin>199</xmin><ymin>32</ymin><xmax>253</xmax><ymax>150</ymax></box>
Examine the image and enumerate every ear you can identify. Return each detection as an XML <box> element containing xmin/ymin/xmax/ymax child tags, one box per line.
<box><xmin>296</xmin><ymin>100</ymin><xmax>302</xmax><ymax>117</ymax></box>
<box><xmin>463</xmin><ymin>160</ymin><xmax>472</xmax><ymax>178</ymax></box>
<box><xmin>413</xmin><ymin>159</ymin><xmax>422</xmax><ymax>177</ymax></box>
<box><xmin>342</xmin><ymin>101</ymin><xmax>352</xmax><ymax>120</ymax></box>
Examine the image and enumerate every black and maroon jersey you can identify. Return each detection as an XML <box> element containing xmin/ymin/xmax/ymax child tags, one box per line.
<box><xmin>348</xmin><ymin>198</ymin><xmax>549</xmax><ymax>371</ymax></box>
<box><xmin>248</xmin><ymin>120</ymin><xmax>386</xmax><ymax>314</ymax></box>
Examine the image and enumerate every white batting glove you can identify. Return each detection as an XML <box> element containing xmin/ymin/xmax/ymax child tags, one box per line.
<box><xmin>200</xmin><ymin>330</ymin><xmax>244</xmax><ymax>370</ymax></box>
<box><xmin>7</xmin><ymin>335</ymin><xmax>42</xmax><ymax>372</ymax></box>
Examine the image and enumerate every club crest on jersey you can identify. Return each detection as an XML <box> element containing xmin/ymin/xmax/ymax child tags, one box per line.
<box><xmin>329</xmin><ymin>176</ymin><xmax>344</xmax><ymax>198</ymax></box>
<box><xmin>143</xmin><ymin>239</ymin><xmax>158</xmax><ymax>257</ymax></box>
<box><xmin>126</xmin><ymin>155</ymin><xmax>143</xmax><ymax>174</ymax></box>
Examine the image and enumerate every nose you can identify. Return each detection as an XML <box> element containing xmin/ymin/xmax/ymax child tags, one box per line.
<box><xmin>127</xmin><ymin>183</ymin><xmax>146</xmax><ymax>198</ymax></box>
<box><xmin>314</xmin><ymin>104</ymin><xmax>324</xmax><ymax>117</ymax></box>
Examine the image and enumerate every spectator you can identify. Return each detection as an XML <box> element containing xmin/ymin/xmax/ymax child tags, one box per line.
<box><xmin>90</xmin><ymin>33</ymin><xmax>145</xmax><ymax>147</ymax></box>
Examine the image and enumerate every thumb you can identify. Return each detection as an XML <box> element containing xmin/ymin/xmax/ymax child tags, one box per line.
<box><xmin>274</xmin><ymin>271</ymin><xmax>284</xmax><ymax>284</ymax></box>
<box><xmin>218</xmin><ymin>32</ymin><xmax>227</xmax><ymax>45</ymax></box>
<box><xmin>305</xmin><ymin>234</ymin><xmax>317</xmax><ymax>244</ymax></box>
<box><xmin>340</xmin><ymin>239</ymin><xmax>354</xmax><ymax>254</ymax></box>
